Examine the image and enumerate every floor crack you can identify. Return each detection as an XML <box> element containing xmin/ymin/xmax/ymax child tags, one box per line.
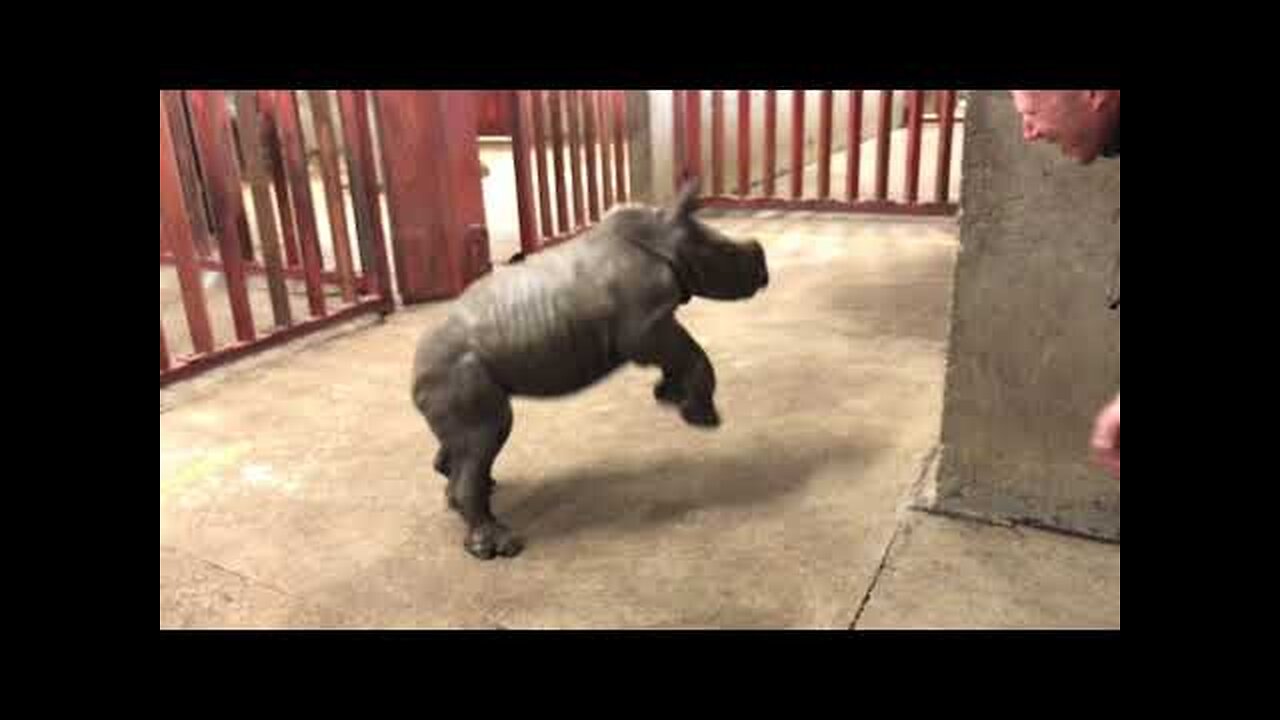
<box><xmin>163</xmin><ymin>545</ymin><xmax>299</xmax><ymax>602</ymax></box>
<box><xmin>849</xmin><ymin>444</ymin><xmax>939</xmax><ymax>630</ymax></box>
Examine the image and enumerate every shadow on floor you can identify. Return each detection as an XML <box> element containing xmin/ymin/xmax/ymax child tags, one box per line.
<box><xmin>493</xmin><ymin>439</ymin><xmax>879</xmax><ymax>543</ymax></box>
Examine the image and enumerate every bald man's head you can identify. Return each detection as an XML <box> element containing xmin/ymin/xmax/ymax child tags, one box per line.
<box><xmin>1011</xmin><ymin>90</ymin><xmax>1120</xmax><ymax>164</ymax></box>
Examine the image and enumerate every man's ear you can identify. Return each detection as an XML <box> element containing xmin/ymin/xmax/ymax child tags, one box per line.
<box><xmin>672</xmin><ymin>176</ymin><xmax>701</xmax><ymax>218</ymax></box>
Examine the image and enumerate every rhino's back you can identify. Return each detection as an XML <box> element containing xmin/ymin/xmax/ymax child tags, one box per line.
<box><xmin>450</xmin><ymin>237</ymin><xmax>631</xmax><ymax>396</ymax></box>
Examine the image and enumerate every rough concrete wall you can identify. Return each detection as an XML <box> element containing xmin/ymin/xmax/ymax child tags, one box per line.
<box><xmin>932</xmin><ymin>91</ymin><xmax>1121</xmax><ymax>541</ymax></box>
<box><xmin>634</xmin><ymin>90</ymin><xmax>908</xmax><ymax>205</ymax></box>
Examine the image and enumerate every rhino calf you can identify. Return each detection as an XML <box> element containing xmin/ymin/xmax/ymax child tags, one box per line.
<box><xmin>411</xmin><ymin>180</ymin><xmax>769</xmax><ymax>559</ymax></box>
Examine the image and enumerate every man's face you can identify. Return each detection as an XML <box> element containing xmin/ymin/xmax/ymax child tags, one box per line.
<box><xmin>1011</xmin><ymin>90</ymin><xmax>1116</xmax><ymax>164</ymax></box>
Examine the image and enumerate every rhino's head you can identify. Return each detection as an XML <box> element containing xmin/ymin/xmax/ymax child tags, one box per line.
<box><xmin>654</xmin><ymin>178</ymin><xmax>769</xmax><ymax>301</ymax></box>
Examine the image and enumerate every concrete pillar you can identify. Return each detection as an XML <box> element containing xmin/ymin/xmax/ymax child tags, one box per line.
<box><xmin>930</xmin><ymin>91</ymin><xmax>1121</xmax><ymax>540</ymax></box>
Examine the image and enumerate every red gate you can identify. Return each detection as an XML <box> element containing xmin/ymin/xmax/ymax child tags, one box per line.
<box><xmin>160</xmin><ymin>90</ymin><xmax>394</xmax><ymax>388</ymax></box>
<box><xmin>673</xmin><ymin>90</ymin><xmax>961</xmax><ymax>216</ymax></box>
<box><xmin>507</xmin><ymin>90</ymin><xmax>633</xmax><ymax>256</ymax></box>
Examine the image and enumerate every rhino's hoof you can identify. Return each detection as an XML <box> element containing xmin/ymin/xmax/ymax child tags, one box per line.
<box><xmin>681</xmin><ymin>403</ymin><xmax>721</xmax><ymax>428</ymax></box>
<box><xmin>466</xmin><ymin>523</ymin><xmax>524</xmax><ymax>560</ymax></box>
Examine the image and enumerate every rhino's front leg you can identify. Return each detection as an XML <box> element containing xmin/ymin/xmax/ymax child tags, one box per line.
<box><xmin>631</xmin><ymin>318</ymin><xmax>720</xmax><ymax>428</ymax></box>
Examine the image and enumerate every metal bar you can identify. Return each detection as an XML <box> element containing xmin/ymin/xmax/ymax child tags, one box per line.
<box><xmin>273</xmin><ymin>90</ymin><xmax>328</xmax><ymax>317</ymax></box>
<box><xmin>185</xmin><ymin>91</ymin><xmax>257</xmax><ymax>341</ymax></box>
<box><xmin>935</xmin><ymin>90</ymin><xmax>957</xmax><ymax>204</ymax></box>
<box><xmin>549</xmin><ymin>90</ymin><xmax>570</xmax><ymax>235</ymax></box>
<box><xmin>670</xmin><ymin>90</ymin><xmax>684</xmax><ymax>194</ymax></box>
<box><xmin>711</xmin><ymin>90</ymin><xmax>724</xmax><ymax>196</ymax></box>
<box><xmin>763</xmin><ymin>90</ymin><xmax>777</xmax><ymax>196</ymax></box>
<box><xmin>737</xmin><ymin>90</ymin><xmax>751</xmax><ymax>197</ymax></box>
<box><xmin>684</xmin><ymin>90</ymin><xmax>702</xmax><ymax>183</ymax></box>
<box><xmin>613</xmin><ymin>91</ymin><xmax>627</xmax><ymax>201</ymax></box>
<box><xmin>233</xmin><ymin>91</ymin><xmax>293</xmax><ymax>328</ymax></box>
<box><xmin>876</xmin><ymin>91</ymin><xmax>893</xmax><ymax>201</ymax></box>
<box><xmin>258</xmin><ymin>90</ymin><xmax>301</xmax><ymax>268</ymax></box>
<box><xmin>567</xmin><ymin>90</ymin><xmax>585</xmax><ymax>229</ymax></box>
<box><xmin>790</xmin><ymin>90</ymin><xmax>805</xmax><ymax>199</ymax></box>
<box><xmin>338</xmin><ymin>89</ymin><xmax>393</xmax><ymax>302</ymax></box>
<box><xmin>161</xmin><ymin>254</ymin><xmax>369</xmax><ymax>290</ymax></box>
<box><xmin>308</xmin><ymin>90</ymin><xmax>358</xmax><ymax>304</ymax></box>
<box><xmin>905</xmin><ymin>90</ymin><xmax>924</xmax><ymax>204</ymax></box>
<box><xmin>583</xmin><ymin>91</ymin><xmax>600</xmax><ymax>222</ymax></box>
<box><xmin>160</xmin><ymin>92</ymin><xmax>216</xmax><ymax>355</ymax></box>
<box><xmin>847</xmin><ymin>90</ymin><xmax>863</xmax><ymax>202</ymax></box>
<box><xmin>161</xmin><ymin>322</ymin><xmax>171</xmax><ymax>372</ymax></box>
<box><xmin>510</xmin><ymin>91</ymin><xmax>540</xmax><ymax>254</ymax></box>
<box><xmin>162</xmin><ymin>91</ymin><xmax>214</xmax><ymax>258</ymax></box>
<box><xmin>698</xmin><ymin>195</ymin><xmax>957</xmax><ymax>216</ymax></box>
<box><xmin>537</xmin><ymin>225</ymin><xmax>591</xmax><ymax>249</ymax></box>
<box><xmin>530</xmin><ymin>90</ymin><xmax>553</xmax><ymax>238</ymax></box>
<box><xmin>160</xmin><ymin>298</ymin><xmax>391</xmax><ymax>388</ymax></box>
<box><xmin>818</xmin><ymin>90</ymin><xmax>833</xmax><ymax>199</ymax></box>
<box><xmin>600</xmin><ymin>91</ymin><xmax>616</xmax><ymax>210</ymax></box>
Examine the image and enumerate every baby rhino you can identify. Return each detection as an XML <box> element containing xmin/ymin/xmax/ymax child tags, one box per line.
<box><xmin>411</xmin><ymin>179</ymin><xmax>769</xmax><ymax>559</ymax></box>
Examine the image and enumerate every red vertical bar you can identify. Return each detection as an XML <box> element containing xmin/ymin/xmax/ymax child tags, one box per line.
<box><xmin>876</xmin><ymin>90</ymin><xmax>893</xmax><ymax>201</ymax></box>
<box><xmin>684</xmin><ymin>90</ymin><xmax>702</xmax><ymax>184</ymax></box>
<box><xmin>510</xmin><ymin>91</ymin><xmax>540</xmax><ymax>254</ymax></box>
<box><xmin>530</xmin><ymin>91</ymin><xmax>553</xmax><ymax>238</ymax></box>
<box><xmin>567</xmin><ymin>90</ymin><xmax>586</xmax><ymax>229</ymax></box>
<box><xmin>160</xmin><ymin>322</ymin><xmax>171</xmax><ymax>372</ymax></box>
<box><xmin>273</xmin><ymin>90</ymin><xmax>327</xmax><ymax>318</ymax></box>
<box><xmin>905</xmin><ymin>90</ymin><xmax>924</xmax><ymax>204</ymax></box>
<box><xmin>308</xmin><ymin>91</ymin><xmax>357</xmax><ymax>304</ymax></box>
<box><xmin>162</xmin><ymin>92</ymin><xmax>214</xmax><ymax>259</ymax></box>
<box><xmin>233</xmin><ymin>91</ymin><xmax>293</xmax><ymax>328</ymax></box>
<box><xmin>258</xmin><ymin>91</ymin><xmax>301</xmax><ymax>268</ymax></box>
<box><xmin>671</xmin><ymin>90</ymin><xmax>684</xmax><ymax>194</ymax></box>
<box><xmin>818</xmin><ymin>90</ymin><xmax>833</xmax><ymax>199</ymax></box>
<box><xmin>373</xmin><ymin>91</ymin><xmax>485</xmax><ymax>301</ymax></box>
<box><xmin>764</xmin><ymin>90</ymin><xmax>777</xmax><ymax>197</ymax></box>
<box><xmin>613</xmin><ymin>91</ymin><xmax>627</xmax><ymax>201</ymax></box>
<box><xmin>160</xmin><ymin>92</ymin><xmax>216</xmax><ymax>355</ymax></box>
<box><xmin>601</xmin><ymin>90</ymin><xmax>617</xmax><ymax>209</ymax></box>
<box><xmin>549</xmin><ymin>91</ymin><xmax>570</xmax><ymax>235</ymax></box>
<box><xmin>185</xmin><ymin>91</ymin><xmax>257</xmax><ymax>340</ymax></box>
<box><xmin>847</xmin><ymin>90</ymin><xmax>863</xmax><ymax>201</ymax></box>
<box><xmin>583</xmin><ymin>91</ymin><xmax>600</xmax><ymax>222</ymax></box>
<box><xmin>935</xmin><ymin>90</ymin><xmax>957</xmax><ymax>204</ymax></box>
<box><xmin>711</xmin><ymin>90</ymin><xmax>724</xmax><ymax>196</ymax></box>
<box><xmin>790</xmin><ymin>90</ymin><xmax>805</xmax><ymax>199</ymax></box>
<box><xmin>338</xmin><ymin>89</ymin><xmax>394</xmax><ymax>301</ymax></box>
<box><xmin>737</xmin><ymin>90</ymin><xmax>751</xmax><ymax>197</ymax></box>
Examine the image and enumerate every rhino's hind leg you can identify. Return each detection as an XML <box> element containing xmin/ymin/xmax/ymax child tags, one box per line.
<box><xmin>420</xmin><ymin>352</ymin><xmax>523</xmax><ymax>560</ymax></box>
<box><xmin>434</xmin><ymin>446</ymin><xmax>493</xmax><ymax>510</ymax></box>
<box><xmin>434</xmin><ymin>446</ymin><xmax>452</xmax><ymax>476</ymax></box>
<box><xmin>653</xmin><ymin>373</ymin><xmax>686</xmax><ymax>406</ymax></box>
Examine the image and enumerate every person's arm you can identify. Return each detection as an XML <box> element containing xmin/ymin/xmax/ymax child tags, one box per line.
<box><xmin>1090</xmin><ymin>393</ymin><xmax>1120</xmax><ymax>479</ymax></box>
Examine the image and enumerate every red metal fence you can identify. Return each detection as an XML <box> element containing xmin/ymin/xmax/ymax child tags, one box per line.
<box><xmin>674</xmin><ymin>90</ymin><xmax>961</xmax><ymax>216</ymax></box>
<box><xmin>160</xmin><ymin>90</ymin><xmax>393</xmax><ymax>388</ymax></box>
<box><xmin>509</xmin><ymin>90</ymin><xmax>632</xmax><ymax>256</ymax></box>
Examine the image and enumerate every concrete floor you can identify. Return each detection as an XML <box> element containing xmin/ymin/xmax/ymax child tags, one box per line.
<box><xmin>159</xmin><ymin>209</ymin><xmax>1120</xmax><ymax>629</ymax></box>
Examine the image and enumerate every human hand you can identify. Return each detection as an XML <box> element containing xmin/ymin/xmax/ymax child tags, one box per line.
<box><xmin>1090</xmin><ymin>393</ymin><xmax>1120</xmax><ymax>479</ymax></box>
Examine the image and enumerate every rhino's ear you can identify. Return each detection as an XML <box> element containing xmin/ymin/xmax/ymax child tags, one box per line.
<box><xmin>672</xmin><ymin>176</ymin><xmax>701</xmax><ymax>218</ymax></box>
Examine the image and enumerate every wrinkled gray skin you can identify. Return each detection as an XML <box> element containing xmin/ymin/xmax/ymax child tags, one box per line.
<box><xmin>411</xmin><ymin>180</ymin><xmax>769</xmax><ymax>560</ymax></box>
